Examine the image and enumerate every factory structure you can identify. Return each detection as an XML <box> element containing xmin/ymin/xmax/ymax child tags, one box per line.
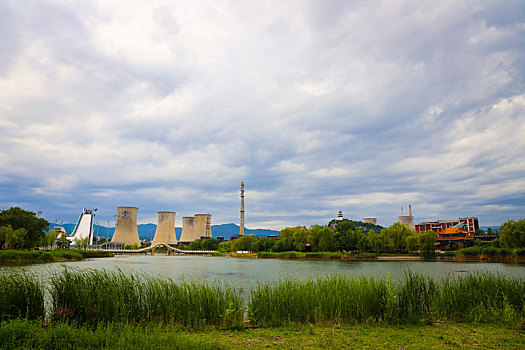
<box><xmin>397</xmin><ymin>205</ymin><xmax>414</xmax><ymax>230</ymax></box>
<box><xmin>415</xmin><ymin>217</ymin><xmax>479</xmax><ymax>236</ymax></box>
<box><xmin>108</xmin><ymin>206</ymin><xmax>212</xmax><ymax>246</ymax></box>
<box><xmin>179</xmin><ymin>214</ymin><xmax>212</xmax><ymax>243</ymax></box>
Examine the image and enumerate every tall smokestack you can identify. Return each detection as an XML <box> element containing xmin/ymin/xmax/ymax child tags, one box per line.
<box><xmin>240</xmin><ymin>182</ymin><xmax>245</xmax><ymax>236</ymax></box>
<box><xmin>409</xmin><ymin>205</ymin><xmax>412</xmax><ymax>217</ymax></box>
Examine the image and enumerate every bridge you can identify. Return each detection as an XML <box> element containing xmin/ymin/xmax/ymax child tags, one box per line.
<box><xmin>104</xmin><ymin>242</ymin><xmax>218</xmax><ymax>255</ymax></box>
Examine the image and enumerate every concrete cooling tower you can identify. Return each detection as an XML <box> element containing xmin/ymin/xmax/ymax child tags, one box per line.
<box><xmin>111</xmin><ymin>207</ymin><xmax>141</xmax><ymax>246</ymax></box>
<box><xmin>151</xmin><ymin>211</ymin><xmax>177</xmax><ymax>245</ymax></box>
<box><xmin>194</xmin><ymin>213</ymin><xmax>212</xmax><ymax>239</ymax></box>
<box><xmin>179</xmin><ymin>217</ymin><xmax>195</xmax><ymax>242</ymax></box>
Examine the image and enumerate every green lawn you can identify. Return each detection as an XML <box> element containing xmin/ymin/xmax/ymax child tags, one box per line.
<box><xmin>1</xmin><ymin>320</ymin><xmax>524</xmax><ymax>349</ymax></box>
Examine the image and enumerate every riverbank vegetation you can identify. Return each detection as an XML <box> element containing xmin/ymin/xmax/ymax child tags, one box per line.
<box><xmin>1</xmin><ymin>270</ymin><xmax>525</xmax><ymax>348</ymax></box>
<box><xmin>0</xmin><ymin>249</ymin><xmax>113</xmax><ymax>263</ymax></box>
<box><xmin>218</xmin><ymin>222</ymin><xmax>437</xmax><ymax>258</ymax></box>
<box><xmin>2</xmin><ymin>270</ymin><xmax>524</xmax><ymax>327</ymax></box>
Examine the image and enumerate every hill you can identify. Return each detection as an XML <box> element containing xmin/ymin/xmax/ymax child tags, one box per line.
<box><xmin>49</xmin><ymin>222</ymin><xmax>278</xmax><ymax>241</ymax></box>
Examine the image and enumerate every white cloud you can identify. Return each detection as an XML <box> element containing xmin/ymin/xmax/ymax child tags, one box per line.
<box><xmin>0</xmin><ymin>0</ymin><xmax>524</xmax><ymax>228</ymax></box>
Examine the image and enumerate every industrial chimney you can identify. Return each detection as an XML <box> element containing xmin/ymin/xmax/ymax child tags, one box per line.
<box><xmin>111</xmin><ymin>207</ymin><xmax>141</xmax><ymax>246</ymax></box>
<box><xmin>151</xmin><ymin>211</ymin><xmax>177</xmax><ymax>245</ymax></box>
<box><xmin>180</xmin><ymin>216</ymin><xmax>195</xmax><ymax>243</ymax></box>
<box><xmin>194</xmin><ymin>213</ymin><xmax>212</xmax><ymax>239</ymax></box>
<box><xmin>240</xmin><ymin>182</ymin><xmax>245</xmax><ymax>236</ymax></box>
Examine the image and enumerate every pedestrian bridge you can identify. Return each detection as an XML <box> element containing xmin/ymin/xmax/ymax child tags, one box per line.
<box><xmin>106</xmin><ymin>242</ymin><xmax>218</xmax><ymax>255</ymax></box>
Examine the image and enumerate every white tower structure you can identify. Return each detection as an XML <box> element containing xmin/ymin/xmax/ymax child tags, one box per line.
<box><xmin>68</xmin><ymin>208</ymin><xmax>96</xmax><ymax>245</ymax></box>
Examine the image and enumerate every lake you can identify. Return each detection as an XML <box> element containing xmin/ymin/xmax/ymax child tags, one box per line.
<box><xmin>2</xmin><ymin>254</ymin><xmax>525</xmax><ymax>288</ymax></box>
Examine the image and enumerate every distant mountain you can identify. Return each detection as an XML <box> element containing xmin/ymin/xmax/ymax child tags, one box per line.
<box><xmin>480</xmin><ymin>226</ymin><xmax>500</xmax><ymax>233</ymax></box>
<box><xmin>49</xmin><ymin>222</ymin><xmax>278</xmax><ymax>241</ymax></box>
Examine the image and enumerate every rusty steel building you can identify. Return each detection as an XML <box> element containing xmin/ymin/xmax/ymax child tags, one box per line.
<box><xmin>415</xmin><ymin>217</ymin><xmax>479</xmax><ymax>236</ymax></box>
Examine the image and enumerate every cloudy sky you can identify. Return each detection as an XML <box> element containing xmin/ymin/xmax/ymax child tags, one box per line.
<box><xmin>1</xmin><ymin>1</ymin><xmax>524</xmax><ymax>229</ymax></box>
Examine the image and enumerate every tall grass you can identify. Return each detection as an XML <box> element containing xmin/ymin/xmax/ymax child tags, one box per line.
<box><xmin>0</xmin><ymin>273</ymin><xmax>44</xmax><ymax>321</ymax></box>
<box><xmin>50</xmin><ymin>269</ymin><xmax>243</xmax><ymax>329</ymax></box>
<box><xmin>249</xmin><ymin>271</ymin><xmax>525</xmax><ymax>326</ymax></box>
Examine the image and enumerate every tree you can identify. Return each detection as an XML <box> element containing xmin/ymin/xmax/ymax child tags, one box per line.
<box><xmin>273</xmin><ymin>228</ymin><xmax>296</xmax><ymax>252</ymax></box>
<box><xmin>406</xmin><ymin>235</ymin><xmax>418</xmax><ymax>253</ymax></box>
<box><xmin>419</xmin><ymin>230</ymin><xmax>437</xmax><ymax>259</ymax></box>
<box><xmin>311</xmin><ymin>227</ymin><xmax>337</xmax><ymax>252</ymax></box>
<box><xmin>0</xmin><ymin>207</ymin><xmax>49</xmax><ymax>249</ymax></box>
<box><xmin>381</xmin><ymin>222</ymin><xmax>414</xmax><ymax>252</ymax></box>
<box><xmin>188</xmin><ymin>239</ymin><xmax>203</xmax><ymax>250</ymax></box>
<box><xmin>202</xmin><ymin>238</ymin><xmax>219</xmax><ymax>250</ymax></box>
<box><xmin>0</xmin><ymin>226</ymin><xmax>27</xmax><ymax>249</ymax></box>
<box><xmin>499</xmin><ymin>219</ymin><xmax>525</xmax><ymax>248</ymax></box>
<box><xmin>218</xmin><ymin>241</ymin><xmax>232</xmax><ymax>252</ymax></box>
<box><xmin>75</xmin><ymin>236</ymin><xmax>89</xmax><ymax>250</ymax></box>
<box><xmin>367</xmin><ymin>229</ymin><xmax>384</xmax><ymax>252</ymax></box>
<box><xmin>232</xmin><ymin>234</ymin><xmax>257</xmax><ymax>252</ymax></box>
<box><xmin>40</xmin><ymin>229</ymin><xmax>59</xmax><ymax>249</ymax></box>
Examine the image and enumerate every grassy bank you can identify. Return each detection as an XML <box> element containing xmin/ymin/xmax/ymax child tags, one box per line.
<box><xmin>249</xmin><ymin>272</ymin><xmax>525</xmax><ymax>326</ymax></box>
<box><xmin>456</xmin><ymin>246</ymin><xmax>525</xmax><ymax>262</ymax></box>
<box><xmin>50</xmin><ymin>269</ymin><xmax>243</xmax><ymax>329</ymax></box>
<box><xmin>1</xmin><ymin>320</ymin><xmax>524</xmax><ymax>349</ymax></box>
<box><xmin>0</xmin><ymin>249</ymin><xmax>113</xmax><ymax>263</ymax></box>
<box><xmin>0</xmin><ymin>274</ymin><xmax>44</xmax><ymax>321</ymax></box>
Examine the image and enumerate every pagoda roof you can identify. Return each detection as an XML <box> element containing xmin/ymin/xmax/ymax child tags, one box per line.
<box><xmin>440</xmin><ymin>227</ymin><xmax>470</xmax><ymax>235</ymax></box>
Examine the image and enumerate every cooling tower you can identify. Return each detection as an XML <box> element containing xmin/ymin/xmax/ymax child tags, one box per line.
<box><xmin>111</xmin><ymin>207</ymin><xmax>141</xmax><ymax>245</ymax></box>
<box><xmin>194</xmin><ymin>213</ymin><xmax>212</xmax><ymax>239</ymax></box>
<box><xmin>179</xmin><ymin>216</ymin><xmax>195</xmax><ymax>242</ymax></box>
<box><xmin>151</xmin><ymin>211</ymin><xmax>177</xmax><ymax>245</ymax></box>
<box><xmin>362</xmin><ymin>218</ymin><xmax>377</xmax><ymax>225</ymax></box>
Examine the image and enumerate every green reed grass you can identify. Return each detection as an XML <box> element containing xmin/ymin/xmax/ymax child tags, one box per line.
<box><xmin>0</xmin><ymin>273</ymin><xmax>44</xmax><ymax>321</ymax></box>
<box><xmin>49</xmin><ymin>269</ymin><xmax>243</xmax><ymax>329</ymax></box>
<box><xmin>249</xmin><ymin>271</ymin><xmax>525</xmax><ymax>326</ymax></box>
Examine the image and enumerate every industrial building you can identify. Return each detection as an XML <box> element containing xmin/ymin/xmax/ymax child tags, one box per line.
<box><xmin>151</xmin><ymin>211</ymin><xmax>177</xmax><ymax>245</ymax></box>
<box><xmin>179</xmin><ymin>214</ymin><xmax>212</xmax><ymax>243</ymax></box>
<box><xmin>415</xmin><ymin>217</ymin><xmax>479</xmax><ymax>236</ymax></box>
<box><xmin>362</xmin><ymin>217</ymin><xmax>377</xmax><ymax>225</ymax></box>
<box><xmin>397</xmin><ymin>205</ymin><xmax>414</xmax><ymax>230</ymax></box>
<box><xmin>111</xmin><ymin>207</ymin><xmax>141</xmax><ymax>246</ymax></box>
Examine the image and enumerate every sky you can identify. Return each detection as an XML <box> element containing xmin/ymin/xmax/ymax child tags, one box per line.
<box><xmin>1</xmin><ymin>0</ymin><xmax>524</xmax><ymax>229</ymax></box>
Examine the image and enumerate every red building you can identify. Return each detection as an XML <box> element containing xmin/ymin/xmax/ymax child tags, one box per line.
<box><xmin>415</xmin><ymin>217</ymin><xmax>479</xmax><ymax>236</ymax></box>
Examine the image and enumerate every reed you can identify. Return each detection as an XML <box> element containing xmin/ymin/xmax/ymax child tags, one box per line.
<box><xmin>0</xmin><ymin>273</ymin><xmax>44</xmax><ymax>321</ymax></box>
<box><xmin>249</xmin><ymin>272</ymin><xmax>525</xmax><ymax>326</ymax></box>
<box><xmin>49</xmin><ymin>269</ymin><xmax>243</xmax><ymax>329</ymax></box>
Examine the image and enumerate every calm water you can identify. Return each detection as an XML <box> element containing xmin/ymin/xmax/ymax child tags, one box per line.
<box><xmin>2</xmin><ymin>255</ymin><xmax>525</xmax><ymax>288</ymax></box>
